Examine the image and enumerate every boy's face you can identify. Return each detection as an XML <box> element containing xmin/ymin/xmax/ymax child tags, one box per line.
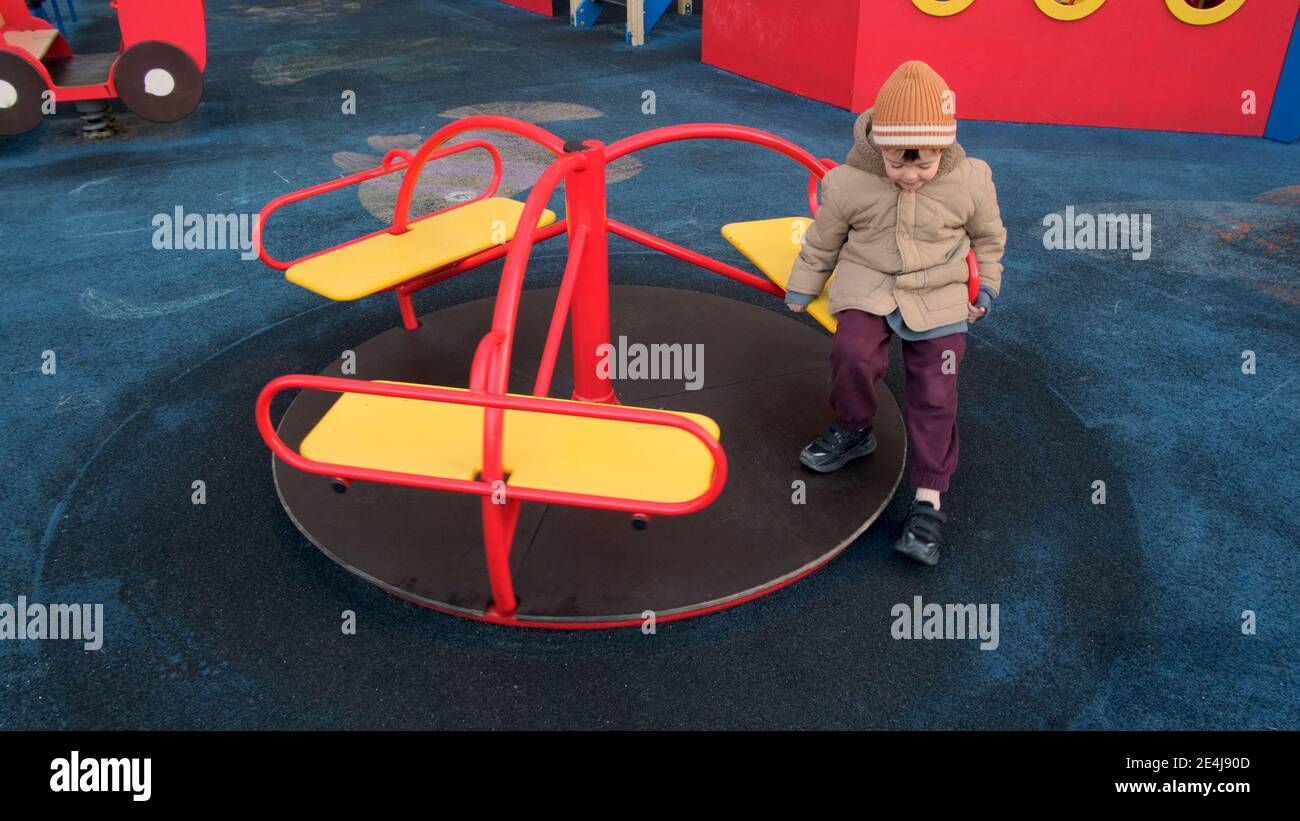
<box><xmin>882</xmin><ymin>148</ymin><xmax>943</xmax><ymax>191</ymax></box>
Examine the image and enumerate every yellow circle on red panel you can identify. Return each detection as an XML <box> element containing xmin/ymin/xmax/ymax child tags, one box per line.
<box><xmin>910</xmin><ymin>0</ymin><xmax>977</xmax><ymax>17</ymax></box>
<box><xmin>1033</xmin><ymin>0</ymin><xmax>1107</xmax><ymax>21</ymax></box>
<box><xmin>1165</xmin><ymin>0</ymin><xmax>1246</xmax><ymax>26</ymax></box>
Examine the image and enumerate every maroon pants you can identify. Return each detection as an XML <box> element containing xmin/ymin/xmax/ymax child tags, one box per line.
<box><xmin>829</xmin><ymin>310</ymin><xmax>965</xmax><ymax>492</ymax></box>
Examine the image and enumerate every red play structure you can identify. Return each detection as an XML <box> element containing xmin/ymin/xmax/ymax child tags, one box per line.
<box><xmin>499</xmin><ymin>0</ymin><xmax>554</xmax><ymax>15</ymax></box>
<box><xmin>703</xmin><ymin>0</ymin><xmax>1300</xmax><ymax>139</ymax></box>
<box><xmin>253</xmin><ymin>116</ymin><xmax>980</xmax><ymax>628</ymax></box>
<box><xmin>0</xmin><ymin>0</ymin><xmax>206</xmax><ymax>135</ymax></box>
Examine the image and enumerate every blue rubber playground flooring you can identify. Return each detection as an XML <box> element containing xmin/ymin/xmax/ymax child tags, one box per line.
<box><xmin>0</xmin><ymin>0</ymin><xmax>1296</xmax><ymax>729</ymax></box>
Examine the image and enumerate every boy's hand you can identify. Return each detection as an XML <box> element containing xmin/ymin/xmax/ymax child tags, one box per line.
<box><xmin>788</xmin><ymin>302</ymin><xmax>806</xmax><ymax>313</ymax></box>
<box><xmin>967</xmin><ymin>304</ymin><xmax>988</xmax><ymax>323</ymax></box>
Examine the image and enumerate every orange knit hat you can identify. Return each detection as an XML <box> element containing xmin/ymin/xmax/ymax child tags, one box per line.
<box><xmin>871</xmin><ymin>60</ymin><xmax>956</xmax><ymax>149</ymax></box>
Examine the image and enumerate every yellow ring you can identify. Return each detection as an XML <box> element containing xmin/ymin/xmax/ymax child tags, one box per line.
<box><xmin>1033</xmin><ymin>0</ymin><xmax>1107</xmax><ymax>22</ymax></box>
<box><xmin>910</xmin><ymin>0</ymin><xmax>976</xmax><ymax>17</ymax></box>
<box><xmin>1165</xmin><ymin>0</ymin><xmax>1246</xmax><ymax>26</ymax></box>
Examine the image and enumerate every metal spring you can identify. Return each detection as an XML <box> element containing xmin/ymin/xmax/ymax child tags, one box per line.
<box><xmin>75</xmin><ymin>100</ymin><xmax>115</xmax><ymax>139</ymax></box>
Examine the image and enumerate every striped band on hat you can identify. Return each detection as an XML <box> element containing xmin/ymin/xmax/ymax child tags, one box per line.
<box><xmin>871</xmin><ymin>124</ymin><xmax>957</xmax><ymax>147</ymax></box>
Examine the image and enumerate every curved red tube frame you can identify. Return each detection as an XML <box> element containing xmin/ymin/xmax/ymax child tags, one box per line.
<box><xmin>810</xmin><ymin>158</ymin><xmax>839</xmax><ymax>216</ymax></box>
<box><xmin>533</xmin><ymin>224</ymin><xmax>590</xmax><ymax>398</ymax></box>
<box><xmin>255</xmin><ymin>374</ymin><xmax>728</xmax><ymax>517</ymax></box>
<box><xmin>605</xmin><ymin>123</ymin><xmax>829</xmax><ymax>176</ymax></box>
<box><xmin>258</xmin><ymin>116</ymin><xmax>983</xmax><ymax>626</ymax></box>
<box><xmin>254</xmin><ymin>140</ymin><xmax>504</xmax><ymax>271</ymax></box>
<box><xmin>390</xmin><ymin>115</ymin><xmax>564</xmax><ymax>233</ymax></box>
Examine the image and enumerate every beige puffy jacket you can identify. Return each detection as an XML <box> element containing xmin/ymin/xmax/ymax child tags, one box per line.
<box><xmin>789</xmin><ymin>109</ymin><xmax>1007</xmax><ymax>332</ymax></box>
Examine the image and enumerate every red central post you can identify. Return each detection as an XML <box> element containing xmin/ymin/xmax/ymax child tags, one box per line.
<box><xmin>562</xmin><ymin>140</ymin><xmax>617</xmax><ymax>404</ymax></box>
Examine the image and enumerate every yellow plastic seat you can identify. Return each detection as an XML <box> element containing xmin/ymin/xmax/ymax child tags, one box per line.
<box><xmin>300</xmin><ymin>383</ymin><xmax>721</xmax><ymax>504</ymax></box>
<box><xmin>286</xmin><ymin>197</ymin><xmax>558</xmax><ymax>301</ymax></box>
<box><xmin>4</xmin><ymin>29</ymin><xmax>59</xmax><ymax>60</ymax></box>
<box><xmin>722</xmin><ymin>216</ymin><xmax>838</xmax><ymax>333</ymax></box>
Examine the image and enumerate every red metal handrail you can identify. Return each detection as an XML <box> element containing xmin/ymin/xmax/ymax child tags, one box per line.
<box><xmin>469</xmin><ymin>330</ymin><xmax>510</xmax><ymax>489</ymax></box>
<box><xmin>468</xmin><ymin>153</ymin><xmax>587</xmax><ymax>492</ymax></box>
<box><xmin>596</xmin><ymin>126</ymin><xmax>839</xmax><ymax>301</ymax></box>
<box><xmin>608</xmin><ymin>218</ymin><xmax>783</xmax><ymax>297</ymax></box>
<box><xmin>483</xmin><ymin>153</ymin><xmax>586</xmax><ymax>397</ymax></box>
<box><xmin>966</xmin><ymin>248</ymin><xmax>981</xmax><ymax>304</ymax></box>
<box><xmin>255</xmin><ymin>140</ymin><xmax>504</xmax><ymax>271</ymax></box>
<box><xmin>809</xmin><ymin>158</ymin><xmax>839</xmax><ymax>216</ymax></box>
<box><xmin>605</xmin><ymin>124</ymin><xmax>831</xmax><ymax>184</ymax></box>
<box><xmin>390</xmin><ymin>116</ymin><xmax>565</xmax><ymax>234</ymax></box>
<box><xmin>255</xmin><ymin>374</ymin><xmax>728</xmax><ymax>516</ymax></box>
<box><xmin>533</xmin><ymin>223</ymin><xmax>589</xmax><ymax>398</ymax></box>
<box><xmin>469</xmin><ymin>330</ymin><xmax>507</xmax><ymax>394</ymax></box>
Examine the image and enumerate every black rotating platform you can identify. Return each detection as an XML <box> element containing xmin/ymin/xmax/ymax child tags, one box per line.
<box><xmin>272</xmin><ymin>285</ymin><xmax>905</xmax><ymax>625</ymax></box>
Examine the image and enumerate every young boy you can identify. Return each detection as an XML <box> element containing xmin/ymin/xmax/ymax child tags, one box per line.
<box><xmin>786</xmin><ymin>60</ymin><xmax>1006</xmax><ymax>566</ymax></box>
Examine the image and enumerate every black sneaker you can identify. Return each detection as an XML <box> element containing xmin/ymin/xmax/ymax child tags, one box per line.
<box><xmin>799</xmin><ymin>422</ymin><xmax>877</xmax><ymax>473</ymax></box>
<box><xmin>894</xmin><ymin>501</ymin><xmax>947</xmax><ymax>566</ymax></box>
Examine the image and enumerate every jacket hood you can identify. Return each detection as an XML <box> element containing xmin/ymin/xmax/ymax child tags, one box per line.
<box><xmin>845</xmin><ymin>108</ymin><xmax>966</xmax><ymax>180</ymax></box>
